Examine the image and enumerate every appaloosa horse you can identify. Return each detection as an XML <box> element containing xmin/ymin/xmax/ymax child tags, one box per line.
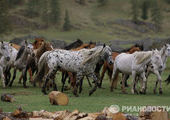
<box><xmin>34</xmin><ymin>45</ymin><xmax>113</xmax><ymax>96</ymax></box>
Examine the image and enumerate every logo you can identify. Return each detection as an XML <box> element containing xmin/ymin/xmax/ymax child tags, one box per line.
<box><xmin>108</xmin><ymin>105</ymin><xmax>120</xmax><ymax>113</ymax></box>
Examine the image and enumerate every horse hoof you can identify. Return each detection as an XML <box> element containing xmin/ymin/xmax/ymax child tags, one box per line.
<box><xmin>153</xmin><ymin>89</ymin><xmax>156</xmax><ymax>94</ymax></box>
<box><xmin>42</xmin><ymin>89</ymin><xmax>47</xmax><ymax>95</ymax></box>
<box><xmin>159</xmin><ymin>91</ymin><xmax>163</xmax><ymax>95</ymax></box>
<box><xmin>89</xmin><ymin>92</ymin><xmax>92</xmax><ymax>96</ymax></box>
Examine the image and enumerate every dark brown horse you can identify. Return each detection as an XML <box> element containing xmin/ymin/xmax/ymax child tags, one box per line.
<box><xmin>99</xmin><ymin>44</ymin><xmax>143</xmax><ymax>88</ymax></box>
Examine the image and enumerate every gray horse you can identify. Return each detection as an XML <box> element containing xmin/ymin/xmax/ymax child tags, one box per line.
<box><xmin>8</xmin><ymin>41</ymin><xmax>34</xmax><ymax>88</ymax></box>
<box><xmin>0</xmin><ymin>41</ymin><xmax>11</xmax><ymax>88</ymax></box>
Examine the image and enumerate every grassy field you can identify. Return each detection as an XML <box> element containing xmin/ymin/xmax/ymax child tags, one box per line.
<box><xmin>0</xmin><ymin>58</ymin><xmax>170</xmax><ymax>115</ymax></box>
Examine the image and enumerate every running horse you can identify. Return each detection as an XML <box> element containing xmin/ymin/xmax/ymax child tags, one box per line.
<box><xmin>99</xmin><ymin>44</ymin><xmax>142</xmax><ymax>88</ymax></box>
<box><xmin>34</xmin><ymin>45</ymin><xmax>113</xmax><ymax>96</ymax></box>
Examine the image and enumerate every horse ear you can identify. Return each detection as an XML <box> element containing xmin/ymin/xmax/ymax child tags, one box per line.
<box><xmin>24</xmin><ymin>40</ymin><xmax>28</xmax><ymax>46</ymax></box>
<box><xmin>103</xmin><ymin>44</ymin><xmax>106</xmax><ymax>48</ymax></box>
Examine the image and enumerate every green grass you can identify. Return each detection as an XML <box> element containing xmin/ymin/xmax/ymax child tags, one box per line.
<box><xmin>0</xmin><ymin>59</ymin><xmax>170</xmax><ymax>114</ymax></box>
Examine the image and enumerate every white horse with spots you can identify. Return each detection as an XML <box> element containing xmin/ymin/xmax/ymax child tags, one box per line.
<box><xmin>35</xmin><ymin>45</ymin><xmax>113</xmax><ymax>96</ymax></box>
<box><xmin>145</xmin><ymin>44</ymin><xmax>170</xmax><ymax>94</ymax></box>
<box><xmin>0</xmin><ymin>42</ymin><xmax>11</xmax><ymax>88</ymax></box>
<box><xmin>3</xmin><ymin>43</ymin><xmax>18</xmax><ymax>86</ymax></box>
<box><xmin>111</xmin><ymin>50</ymin><xmax>163</xmax><ymax>94</ymax></box>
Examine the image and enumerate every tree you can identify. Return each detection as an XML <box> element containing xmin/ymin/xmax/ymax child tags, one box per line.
<box><xmin>63</xmin><ymin>10</ymin><xmax>71</xmax><ymax>31</ymax></box>
<box><xmin>49</xmin><ymin>0</ymin><xmax>60</xmax><ymax>24</ymax></box>
<box><xmin>97</xmin><ymin>0</ymin><xmax>107</xmax><ymax>6</ymax></box>
<box><xmin>40</xmin><ymin>0</ymin><xmax>49</xmax><ymax>26</ymax></box>
<box><xmin>0</xmin><ymin>0</ymin><xmax>10</xmax><ymax>34</ymax></box>
<box><xmin>130</xmin><ymin>0</ymin><xmax>139</xmax><ymax>24</ymax></box>
<box><xmin>151</xmin><ymin>0</ymin><xmax>163</xmax><ymax>31</ymax></box>
<box><xmin>141</xmin><ymin>0</ymin><xmax>150</xmax><ymax>20</ymax></box>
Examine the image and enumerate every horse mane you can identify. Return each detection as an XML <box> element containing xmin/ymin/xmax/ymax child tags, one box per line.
<box><xmin>64</xmin><ymin>39</ymin><xmax>83</xmax><ymax>50</ymax></box>
<box><xmin>16</xmin><ymin>46</ymin><xmax>25</xmax><ymax>60</ymax></box>
<box><xmin>36</xmin><ymin>42</ymin><xmax>53</xmax><ymax>61</ymax></box>
<box><xmin>160</xmin><ymin>45</ymin><xmax>166</xmax><ymax>57</ymax></box>
<box><xmin>82</xmin><ymin>46</ymin><xmax>103</xmax><ymax>64</ymax></box>
<box><xmin>134</xmin><ymin>51</ymin><xmax>152</xmax><ymax>64</ymax></box>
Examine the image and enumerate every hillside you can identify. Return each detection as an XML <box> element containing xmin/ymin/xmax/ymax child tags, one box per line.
<box><xmin>2</xmin><ymin>0</ymin><xmax>170</xmax><ymax>44</ymax></box>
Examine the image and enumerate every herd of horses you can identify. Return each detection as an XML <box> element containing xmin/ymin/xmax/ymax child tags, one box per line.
<box><xmin>0</xmin><ymin>38</ymin><xmax>170</xmax><ymax>97</ymax></box>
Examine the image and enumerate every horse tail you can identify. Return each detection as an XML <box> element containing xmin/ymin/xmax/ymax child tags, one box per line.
<box><xmin>33</xmin><ymin>51</ymin><xmax>50</xmax><ymax>83</ymax></box>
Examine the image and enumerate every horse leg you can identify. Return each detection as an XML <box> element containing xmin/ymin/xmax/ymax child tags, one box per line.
<box><xmin>89</xmin><ymin>73</ymin><xmax>98</xmax><ymax>96</ymax></box>
<box><xmin>154</xmin><ymin>71</ymin><xmax>162</xmax><ymax>94</ymax></box>
<box><xmin>99</xmin><ymin>64</ymin><xmax>107</xmax><ymax>88</ymax></box>
<box><xmin>79</xmin><ymin>76</ymin><xmax>84</xmax><ymax>94</ymax></box>
<box><xmin>73</xmin><ymin>73</ymin><xmax>83</xmax><ymax>97</ymax></box>
<box><xmin>9</xmin><ymin>69</ymin><xmax>17</xmax><ymax>87</ymax></box>
<box><xmin>124</xmin><ymin>75</ymin><xmax>129</xmax><ymax>87</ymax></box>
<box><xmin>42</xmin><ymin>69</ymin><xmax>54</xmax><ymax>95</ymax></box>
<box><xmin>22</xmin><ymin>68</ymin><xmax>28</xmax><ymax>88</ymax></box>
<box><xmin>131</xmin><ymin>71</ymin><xmax>136</xmax><ymax>94</ymax></box>
<box><xmin>51</xmin><ymin>69</ymin><xmax>58</xmax><ymax>91</ymax></box>
<box><xmin>0</xmin><ymin>67</ymin><xmax>5</xmax><ymax>88</ymax></box>
<box><xmin>140</xmin><ymin>72</ymin><xmax>147</xmax><ymax>94</ymax></box>
<box><xmin>113</xmin><ymin>70</ymin><xmax>119</xmax><ymax>89</ymax></box>
<box><xmin>28</xmin><ymin>68</ymin><xmax>33</xmax><ymax>83</ymax></box>
<box><xmin>61</xmin><ymin>71</ymin><xmax>66</xmax><ymax>92</ymax></box>
<box><xmin>110</xmin><ymin>67</ymin><xmax>119</xmax><ymax>92</ymax></box>
<box><xmin>18</xmin><ymin>75</ymin><xmax>23</xmax><ymax>84</ymax></box>
<box><xmin>86</xmin><ymin>76</ymin><xmax>92</xmax><ymax>87</ymax></box>
<box><xmin>121</xmin><ymin>74</ymin><xmax>127</xmax><ymax>94</ymax></box>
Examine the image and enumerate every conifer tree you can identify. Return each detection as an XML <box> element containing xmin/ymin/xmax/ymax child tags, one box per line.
<box><xmin>49</xmin><ymin>0</ymin><xmax>60</xmax><ymax>24</ymax></box>
<box><xmin>63</xmin><ymin>10</ymin><xmax>71</xmax><ymax>31</ymax></box>
<box><xmin>131</xmin><ymin>0</ymin><xmax>139</xmax><ymax>24</ymax></box>
<box><xmin>0</xmin><ymin>0</ymin><xmax>10</xmax><ymax>34</ymax></box>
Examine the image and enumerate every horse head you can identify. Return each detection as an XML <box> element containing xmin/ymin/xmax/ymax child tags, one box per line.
<box><xmin>101</xmin><ymin>45</ymin><xmax>113</xmax><ymax>65</ymax></box>
<box><xmin>24</xmin><ymin>40</ymin><xmax>34</xmax><ymax>57</ymax></box>
<box><xmin>33</xmin><ymin>38</ymin><xmax>44</xmax><ymax>49</ymax></box>
<box><xmin>0</xmin><ymin>41</ymin><xmax>10</xmax><ymax>62</ymax></box>
<box><xmin>151</xmin><ymin>49</ymin><xmax>163</xmax><ymax>70</ymax></box>
<box><xmin>164</xmin><ymin>44</ymin><xmax>170</xmax><ymax>56</ymax></box>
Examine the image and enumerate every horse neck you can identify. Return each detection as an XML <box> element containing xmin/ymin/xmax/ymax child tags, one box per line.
<box><xmin>21</xmin><ymin>49</ymin><xmax>30</xmax><ymax>61</ymax></box>
<box><xmin>160</xmin><ymin>47</ymin><xmax>168</xmax><ymax>66</ymax></box>
<box><xmin>0</xmin><ymin>57</ymin><xmax>8</xmax><ymax>67</ymax></box>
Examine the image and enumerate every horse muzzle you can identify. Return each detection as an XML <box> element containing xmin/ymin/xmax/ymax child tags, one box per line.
<box><xmin>159</xmin><ymin>65</ymin><xmax>163</xmax><ymax>70</ymax></box>
<box><xmin>109</xmin><ymin>60</ymin><xmax>114</xmax><ymax>65</ymax></box>
<box><xmin>6</xmin><ymin>57</ymin><xmax>10</xmax><ymax>61</ymax></box>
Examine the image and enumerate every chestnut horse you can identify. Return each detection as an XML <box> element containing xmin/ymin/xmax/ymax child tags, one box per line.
<box><xmin>99</xmin><ymin>44</ymin><xmax>143</xmax><ymax>88</ymax></box>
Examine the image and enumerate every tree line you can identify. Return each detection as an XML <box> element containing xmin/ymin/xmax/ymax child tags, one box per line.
<box><xmin>0</xmin><ymin>0</ymin><xmax>166</xmax><ymax>34</ymax></box>
<box><xmin>131</xmin><ymin>0</ymin><xmax>163</xmax><ymax>31</ymax></box>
